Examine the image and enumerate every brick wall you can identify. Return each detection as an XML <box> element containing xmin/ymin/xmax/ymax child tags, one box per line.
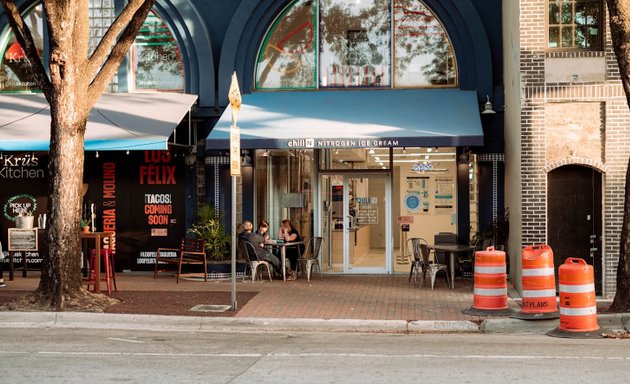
<box><xmin>519</xmin><ymin>1</ymin><xmax>630</xmax><ymax>298</ymax></box>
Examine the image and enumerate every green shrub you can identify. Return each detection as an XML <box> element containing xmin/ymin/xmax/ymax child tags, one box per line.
<box><xmin>187</xmin><ymin>204</ymin><xmax>231</xmax><ymax>261</ymax></box>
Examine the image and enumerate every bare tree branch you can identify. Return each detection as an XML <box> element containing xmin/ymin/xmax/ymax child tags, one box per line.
<box><xmin>84</xmin><ymin>0</ymin><xmax>153</xmax><ymax>85</ymax></box>
<box><xmin>1</xmin><ymin>0</ymin><xmax>52</xmax><ymax>96</ymax></box>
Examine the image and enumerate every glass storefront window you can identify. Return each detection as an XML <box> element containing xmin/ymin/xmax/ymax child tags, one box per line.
<box><xmin>319</xmin><ymin>0</ymin><xmax>391</xmax><ymax>88</ymax></box>
<box><xmin>393</xmin><ymin>0</ymin><xmax>456</xmax><ymax>87</ymax></box>
<box><xmin>0</xmin><ymin>5</ymin><xmax>43</xmax><ymax>92</ymax></box>
<box><xmin>254</xmin><ymin>149</ymin><xmax>314</xmax><ymax>239</ymax></box>
<box><xmin>255</xmin><ymin>0</ymin><xmax>456</xmax><ymax>90</ymax></box>
<box><xmin>256</xmin><ymin>0</ymin><xmax>316</xmax><ymax>90</ymax></box>
<box><xmin>130</xmin><ymin>11</ymin><xmax>184</xmax><ymax>91</ymax></box>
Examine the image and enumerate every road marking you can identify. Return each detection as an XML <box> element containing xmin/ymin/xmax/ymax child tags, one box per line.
<box><xmin>107</xmin><ymin>337</ymin><xmax>145</xmax><ymax>344</ymax></box>
<box><xmin>0</xmin><ymin>351</ymin><xmax>628</xmax><ymax>361</ymax></box>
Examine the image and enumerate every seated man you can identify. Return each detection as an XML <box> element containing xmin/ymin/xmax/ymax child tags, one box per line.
<box><xmin>238</xmin><ymin>220</ymin><xmax>281</xmax><ymax>276</ymax></box>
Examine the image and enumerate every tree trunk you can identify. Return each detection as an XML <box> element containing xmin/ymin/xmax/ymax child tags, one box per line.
<box><xmin>606</xmin><ymin>0</ymin><xmax>630</xmax><ymax>311</ymax></box>
<box><xmin>611</xmin><ymin>157</ymin><xmax>630</xmax><ymax>311</ymax></box>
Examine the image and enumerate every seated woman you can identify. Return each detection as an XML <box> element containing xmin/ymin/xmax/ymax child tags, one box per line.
<box><xmin>238</xmin><ymin>220</ymin><xmax>281</xmax><ymax>276</ymax></box>
<box><xmin>255</xmin><ymin>219</ymin><xmax>271</xmax><ymax>243</ymax></box>
<box><xmin>277</xmin><ymin>219</ymin><xmax>305</xmax><ymax>280</ymax></box>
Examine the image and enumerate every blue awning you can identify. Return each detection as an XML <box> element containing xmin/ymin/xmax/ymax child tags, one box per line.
<box><xmin>206</xmin><ymin>89</ymin><xmax>483</xmax><ymax>149</ymax></box>
<box><xmin>0</xmin><ymin>93</ymin><xmax>198</xmax><ymax>151</ymax></box>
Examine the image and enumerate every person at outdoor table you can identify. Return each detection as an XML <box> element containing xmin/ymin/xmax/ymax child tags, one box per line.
<box><xmin>277</xmin><ymin>219</ymin><xmax>305</xmax><ymax>280</ymax></box>
<box><xmin>255</xmin><ymin>219</ymin><xmax>271</xmax><ymax>243</ymax></box>
<box><xmin>238</xmin><ymin>220</ymin><xmax>281</xmax><ymax>276</ymax></box>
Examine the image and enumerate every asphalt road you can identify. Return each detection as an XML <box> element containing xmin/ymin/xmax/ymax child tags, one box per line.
<box><xmin>1</xmin><ymin>328</ymin><xmax>629</xmax><ymax>383</ymax></box>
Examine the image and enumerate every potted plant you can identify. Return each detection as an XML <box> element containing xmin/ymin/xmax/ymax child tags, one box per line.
<box><xmin>81</xmin><ymin>218</ymin><xmax>92</xmax><ymax>233</ymax></box>
<box><xmin>187</xmin><ymin>204</ymin><xmax>231</xmax><ymax>261</ymax></box>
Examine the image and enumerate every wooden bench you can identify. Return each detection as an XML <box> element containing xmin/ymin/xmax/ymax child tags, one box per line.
<box><xmin>154</xmin><ymin>238</ymin><xmax>207</xmax><ymax>283</ymax></box>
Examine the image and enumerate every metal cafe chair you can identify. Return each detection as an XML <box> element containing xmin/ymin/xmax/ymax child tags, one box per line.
<box><xmin>297</xmin><ymin>236</ymin><xmax>324</xmax><ymax>282</ymax></box>
<box><xmin>422</xmin><ymin>241</ymin><xmax>451</xmax><ymax>290</ymax></box>
<box><xmin>239</xmin><ymin>240</ymin><xmax>273</xmax><ymax>283</ymax></box>
<box><xmin>407</xmin><ymin>237</ymin><xmax>425</xmax><ymax>284</ymax></box>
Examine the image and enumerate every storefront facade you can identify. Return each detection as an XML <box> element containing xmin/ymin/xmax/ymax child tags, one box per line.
<box><xmin>1</xmin><ymin>0</ymin><xmax>504</xmax><ymax>276</ymax></box>
<box><xmin>206</xmin><ymin>0</ymin><xmax>505</xmax><ymax>275</ymax></box>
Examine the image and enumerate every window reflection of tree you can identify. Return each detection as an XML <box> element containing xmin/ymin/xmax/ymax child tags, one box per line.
<box><xmin>134</xmin><ymin>12</ymin><xmax>183</xmax><ymax>90</ymax></box>
<box><xmin>255</xmin><ymin>0</ymin><xmax>456</xmax><ymax>90</ymax></box>
<box><xmin>394</xmin><ymin>0</ymin><xmax>455</xmax><ymax>86</ymax></box>
<box><xmin>1</xmin><ymin>5</ymin><xmax>43</xmax><ymax>91</ymax></box>
<box><xmin>256</xmin><ymin>0</ymin><xmax>315</xmax><ymax>89</ymax></box>
<box><xmin>320</xmin><ymin>0</ymin><xmax>390</xmax><ymax>87</ymax></box>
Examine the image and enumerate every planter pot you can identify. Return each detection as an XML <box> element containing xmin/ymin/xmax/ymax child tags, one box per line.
<box><xmin>83</xmin><ymin>226</ymin><xmax>90</xmax><ymax>233</ymax></box>
<box><xmin>201</xmin><ymin>260</ymin><xmax>247</xmax><ymax>280</ymax></box>
<box><xmin>16</xmin><ymin>216</ymin><xmax>34</xmax><ymax>229</ymax></box>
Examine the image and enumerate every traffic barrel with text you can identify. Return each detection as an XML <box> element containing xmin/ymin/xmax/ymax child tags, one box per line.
<box><xmin>513</xmin><ymin>244</ymin><xmax>559</xmax><ymax>320</ymax></box>
<box><xmin>547</xmin><ymin>258</ymin><xmax>606</xmax><ymax>338</ymax></box>
<box><xmin>462</xmin><ymin>246</ymin><xmax>515</xmax><ymax>316</ymax></box>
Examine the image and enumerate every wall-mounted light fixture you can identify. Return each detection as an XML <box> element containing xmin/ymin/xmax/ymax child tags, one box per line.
<box><xmin>262</xmin><ymin>149</ymin><xmax>270</xmax><ymax>157</ymax></box>
<box><xmin>481</xmin><ymin>95</ymin><xmax>496</xmax><ymax>115</ymax></box>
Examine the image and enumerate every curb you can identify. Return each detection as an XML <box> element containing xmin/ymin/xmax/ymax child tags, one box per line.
<box><xmin>481</xmin><ymin>313</ymin><xmax>630</xmax><ymax>334</ymax></box>
<box><xmin>0</xmin><ymin>312</ymin><xmax>627</xmax><ymax>335</ymax></box>
<box><xmin>0</xmin><ymin>312</ymin><xmax>480</xmax><ymax>334</ymax></box>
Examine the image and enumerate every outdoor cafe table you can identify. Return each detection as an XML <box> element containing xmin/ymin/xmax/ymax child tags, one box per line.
<box><xmin>429</xmin><ymin>244</ymin><xmax>475</xmax><ymax>290</ymax></box>
<box><xmin>264</xmin><ymin>240</ymin><xmax>305</xmax><ymax>281</ymax></box>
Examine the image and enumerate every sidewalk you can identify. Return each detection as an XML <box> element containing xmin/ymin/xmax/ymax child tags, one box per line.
<box><xmin>0</xmin><ymin>272</ymin><xmax>628</xmax><ymax>334</ymax></box>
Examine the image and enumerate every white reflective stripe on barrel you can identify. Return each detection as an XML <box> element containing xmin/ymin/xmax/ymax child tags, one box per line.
<box><xmin>559</xmin><ymin>306</ymin><xmax>597</xmax><ymax>316</ymax></box>
<box><xmin>559</xmin><ymin>283</ymin><xmax>595</xmax><ymax>293</ymax></box>
<box><xmin>522</xmin><ymin>289</ymin><xmax>556</xmax><ymax>298</ymax></box>
<box><xmin>474</xmin><ymin>266</ymin><xmax>505</xmax><ymax>274</ymax></box>
<box><xmin>522</xmin><ymin>267</ymin><xmax>555</xmax><ymax>276</ymax></box>
<box><xmin>473</xmin><ymin>287</ymin><xmax>507</xmax><ymax>296</ymax></box>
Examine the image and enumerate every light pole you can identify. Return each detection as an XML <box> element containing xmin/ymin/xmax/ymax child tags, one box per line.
<box><xmin>228</xmin><ymin>71</ymin><xmax>242</xmax><ymax>311</ymax></box>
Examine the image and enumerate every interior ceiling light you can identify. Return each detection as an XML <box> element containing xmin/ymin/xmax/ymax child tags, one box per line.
<box><xmin>262</xmin><ymin>149</ymin><xmax>269</xmax><ymax>157</ymax></box>
<box><xmin>368</xmin><ymin>149</ymin><xmax>375</xmax><ymax>154</ymax></box>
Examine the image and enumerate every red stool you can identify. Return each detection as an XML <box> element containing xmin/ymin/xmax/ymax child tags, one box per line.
<box><xmin>87</xmin><ymin>249</ymin><xmax>117</xmax><ymax>294</ymax></box>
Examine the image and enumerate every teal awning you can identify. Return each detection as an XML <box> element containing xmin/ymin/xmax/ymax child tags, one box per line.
<box><xmin>206</xmin><ymin>89</ymin><xmax>483</xmax><ymax>149</ymax></box>
<box><xmin>0</xmin><ymin>93</ymin><xmax>197</xmax><ymax>151</ymax></box>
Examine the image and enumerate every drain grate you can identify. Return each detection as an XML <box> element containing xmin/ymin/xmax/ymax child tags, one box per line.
<box><xmin>189</xmin><ymin>304</ymin><xmax>232</xmax><ymax>313</ymax></box>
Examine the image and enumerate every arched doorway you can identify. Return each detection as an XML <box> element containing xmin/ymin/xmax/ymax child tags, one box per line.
<box><xmin>547</xmin><ymin>165</ymin><xmax>602</xmax><ymax>294</ymax></box>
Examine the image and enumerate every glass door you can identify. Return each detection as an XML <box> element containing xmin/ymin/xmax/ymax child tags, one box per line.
<box><xmin>320</xmin><ymin>173</ymin><xmax>391</xmax><ymax>273</ymax></box>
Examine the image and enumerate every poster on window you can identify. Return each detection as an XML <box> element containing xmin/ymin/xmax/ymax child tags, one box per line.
<box><xmin>85</xmin><ymin>150</ymin><xmax>186</xmax><ymax>271</ymax></box>
<box><xmin>0</xmin><ymin>152</ymin><xmax>49</xmax><ymax>267</ymax></box>
<box><xmin>434</xmin><ymin>177</ymin><xmax>454</xmax><ymax>215</ymax></box>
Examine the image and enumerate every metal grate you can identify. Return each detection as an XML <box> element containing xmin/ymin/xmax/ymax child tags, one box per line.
<box><xmin>189</xmin><ymin>304</ymin><xmax>231</xmax><ymax>313</ymax></box>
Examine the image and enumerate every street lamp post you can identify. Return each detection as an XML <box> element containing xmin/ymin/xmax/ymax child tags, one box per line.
<box><xmin>228</xmin><ymin>71</ymin><xmax>242</xmax><ymax>311</ymax></box>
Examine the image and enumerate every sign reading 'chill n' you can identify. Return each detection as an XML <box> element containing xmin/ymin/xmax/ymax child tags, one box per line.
<box><xmin>287</xmin><ymin>139</ymin><xmax>399</xmax><ymax>149</ymax></box>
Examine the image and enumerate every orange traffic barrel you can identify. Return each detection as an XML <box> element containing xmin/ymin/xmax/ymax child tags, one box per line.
<box><xmin>462</xmin><ymin>246</ymin><xmax>515</xmax><ymax>316</ymax></box>
<box><xmin>547</xmin><ymin>258</ymin><xmax>605</xmax><ymax>338</ymax></box>
<box><xmin>513</xmin><ymin>244</ymin><xmax>559</xmax><ymax>320</ymax></box>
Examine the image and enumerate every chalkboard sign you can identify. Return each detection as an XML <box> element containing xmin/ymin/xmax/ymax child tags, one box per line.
<box><xmin>8</xmin><ymin>228</ymin><xmax>38</xmax><ymax>251</ymax></box>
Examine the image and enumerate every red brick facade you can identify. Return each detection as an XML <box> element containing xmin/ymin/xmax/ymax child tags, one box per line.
<box><xmin>518</xmin><ymin>1</ymin><xmax>630</xmax><ymax>297</ymax></box>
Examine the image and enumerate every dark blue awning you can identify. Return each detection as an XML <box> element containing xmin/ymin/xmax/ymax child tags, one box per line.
<box><xmin>206</xmin><ymin>89</ymin><xmax>483</xmax><ymax>149</ymax></box>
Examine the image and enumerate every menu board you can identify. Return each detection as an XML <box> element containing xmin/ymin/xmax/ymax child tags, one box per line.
<box><xmin>8</xmin><ymin>228</ymin><xmax>38</xmax><ymax>251</ymax></box>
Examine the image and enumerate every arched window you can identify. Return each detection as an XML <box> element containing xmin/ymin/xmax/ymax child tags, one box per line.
<box><xmin>0</xmin><ymin>4</ymin><xmax>44</xmax><ymax>92</ymax></box>
<box><xmin>1</xmin><ymin>4</ymin><xmax>183</xmax><ymax>93</ymax></box>
<box><xmin>255</xmin><ymin>0</ymin><xmax>456</xmax><ymax>90</ymax></box>
<box><xmin>129</xmin><ymin>10</ymin><xmax>184</xmax><ymax>92</ymax></box>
